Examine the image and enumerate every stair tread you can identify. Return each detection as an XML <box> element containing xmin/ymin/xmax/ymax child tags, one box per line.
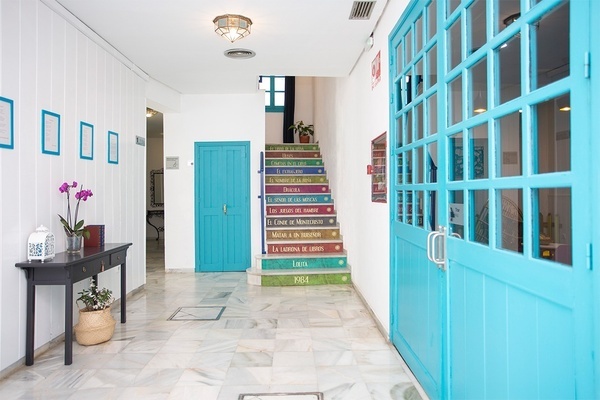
<box><xmin>266</xmin><ymin>224</ymin><xmax>340</xmax><ymax>231</ymax></box>
<box><xmin>258</xmin><ymin>251</ymin><xmax>347</xmax><ymax>259</ymax></box>
<box><xmin>247</xmin><ymin>267</ymin><xmax>351</xmax><ymax>276</ymax></box>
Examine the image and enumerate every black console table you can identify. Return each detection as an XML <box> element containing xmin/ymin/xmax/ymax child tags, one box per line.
<box><xmin>146</xmin><ymin>210</ymin><xmax>164</xmax><ymax>240</ymax></box>
<box><xmin>15</xmin><ymin>243</ymin><xmax>132</xmax><ymax>366</ymax></box>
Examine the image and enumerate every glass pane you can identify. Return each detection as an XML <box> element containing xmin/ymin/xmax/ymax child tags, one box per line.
<box><xmin>449</xmin><ymin>190</ymin><xmax>465</xmax><ymax>239</ymax></box>
<box><xmin>274</xmin><ymin>92</ymin><xmax>285</xmax><ymax>106</ymax></box>
<box><xmin>427</xmin><ymin>44</ymin><xmax>438</xmax><ymax>88</ymax></box>
<box><xmin>415</xmin><ymin>146</ymin><xmax>424</xmax><ymax>184</ymax></box>
<box><xmin>405</xmin><ymin>75</ymin><xmax>414</xmax><ymax>105</ymax></box>
<box><xmin>258</xmin><ymin>76</ymin><xmax>270</xmax><ymax>90</ymax></box>
<box><xmin>496</xmin><ymin>0</ymin><xmax>520</xmax><ymax>36</ymax></box>
<box><xmin>428</xmin><ymin>93</ymin><xmax>438</xmax><ymax>135</ymax></box>
<box><xmin>496</xmin><ymin>111</ymin><xmax>522</xmax><ymax>177</ymax></box>
<box><xmin>535</xmin><ymin>94</ymin><xmax>571</xmax><ymax>174</ymax></box>
<box><xmin>428</xmin><ymin>0</ymin><xmax>437</xmax><ymax>40</ymax></box>
<box><xmin>397</xmin><ymin>42</ymin><xmax>404</xmax><ymax>74</ymax></box>
<box><xmin>264</xmin><ymin>92</ymin><xmax>270</xmax><ymax>106</ymax></box>
<box><xmin>447</xmin><ymin>0</ymin><xmax>461</xmax><ymax>18</ymax></box>
<box><xmin>397</xmin><ymin>190</ymin><xmax>405</xmax><ymax>222</ymax></box>
<box><xmin>405</xmin><ymin>30</ymin><xmax>413</xmax><ymax>65</ymax></box>
<box><xmin>470</xmin><ymin>57</ymin><xmax>488</xmax><ymax>116</ymax></box>
<box><xmin>496</xmin><ymin>34</ymin><xmax>521</xmax><ymax>105</ymax></box>
<box><xmin>472</xmin><ymin>189</ymin><xmax>489</xmax><ymax>245</ymax></box>
<box><xmin>532</xmin><ymin>1</ymin><xmax>569</xmax><ymax>89</ymax></box>
<box><xmin>535</xmin><ymin>188</ymin><xmax>572</xmax><ymax>266</ymax></box>
<box><xmin>397</xmin><ymin>153</ymin><xmax>405</xmax><ymax>184</ymax></box>
<box><xmin>416</xmin><ymin>102</ymin><xmax>424</xmax><ymax>140</ymax></box>
<box><xmin>468</xmin><ymin>0</ymin><xmax>486</xmax><ymax>55</ymax></box>
<box><xmin>427</xmin><ymin>142</ymin><xmax>438</xmax><ymax>183</ymax></box>
<box><xmin>448</xmin><ymin>16</ymin><xmax>462</xmax><ymax>71</ymax></box>
<box><xmin>449</xmin><ymin>132</ymin><xmax>463</xmax><ymax>181</ymax></box>
<box><xmin>497</xmin><ymin>189</ymin><xmax>523</xmax><ymax>254</ymax></box>
<box><xmin>416</xmin><ymin>191</ymin><xmax>425</xmax><ymax>227</ymax></box>
<box><xmin>415</xmin><ymin>59</ymin><xmax>424</xmax><ymax>97</ymax></box>
<box><xmin>415</xmin><ymin>16</ymin><xmax>423</xmax><ymax>53</ymax></box>
<box><xmin>427</xmin><ymin>190</ymin><xmax>438</xmax><ymax>230</ymax></box>
<box><xmin>274</xmin><ymin>77</ymin><xmax>285</xmax><ymax>91</ymax></box>
<box><xmin>406</xmin><ymin>151</ymin><xmax>414</xmax><ymax>183</ymax></box>
<box><xmin>448</xmin><ymin>74</ymin><xmax>463</xmax><ymax>126</ymax></box>
<box><xmin>406</xmin><ymin>110</ymin><xmax>413</xmax><ymax>145</ymax></box>
<box><xmin>396</xmin><ymin>118</ymin><xmax>403</xmax><ymax>147</ymax></box>
<box><xmin>469</xmin><ymin>123</ymin><xmax>488</xmax><ymax>180</ymax></box>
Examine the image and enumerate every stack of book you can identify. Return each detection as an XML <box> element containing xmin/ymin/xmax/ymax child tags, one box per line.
<box><xmin>84</xmin><ymin>225</ymin><xmax>105</xmax><ymax>247</ymax></box>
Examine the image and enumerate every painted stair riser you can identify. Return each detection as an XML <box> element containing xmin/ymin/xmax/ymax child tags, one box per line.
<box><xmin>265</xmin><ymin>185</ymin><xmax>330</xmax><ymax>194</ymax></box>
<box><xmin>266</xmin><ymin>144</ymin><xmax>319</xmax><ymax>151</ymax></box>
<box><xmin>266</xmin><ymin>194</ymin><xmax>333</xmax><ymax>204</ymax></box>
<box><xmin>265</xmin><ymin>176</ymin><xmax>328</xmax><ymax>184</ymax></box>
<box><xmin>265</xmin><ymin>159</ymin><xmax>323</xmax><ymax>167</ymax></box>
<box><xmin>267</xmin><ymin>228</ymin><xmax>340</xmax><ymax>241</ymax></box>
<box><xmin>265</xmin><ymin>166</ymin><xmax>325</xmax><ymax>175</ymax></box>
<box><xmin>267</xmin><ymin>205</ymin><xmax>335</xmax><ymax>215</ymax></box>
<box><xmin>269</xmin><ymin>242</ymin><xmax>344</xmax><ymax>254</ymax></box>
<box><xmin>261</xmin><ymin>273</ymin><xmax>351</xmax><ymax>286</ymax></box>
<box><xmin>266</xmin><ymin>216</ymin><xmax>337</xmax><ymax>228</ymax></box>
<box><xmin>265</xmin><ymin>151</ymin><xmax>321</xmax><ymax>159</ymax></box>
<box><xmin>260</xmin><ymin>257</ymin><xmax>347</xmax><ymax>270</ymax></box>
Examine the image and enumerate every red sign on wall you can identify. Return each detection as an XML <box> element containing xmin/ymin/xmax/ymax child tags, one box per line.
<box><xmin>371</xmin><ymin>51</ymin><xmax>381</xmax><ymax>90</ymax></box>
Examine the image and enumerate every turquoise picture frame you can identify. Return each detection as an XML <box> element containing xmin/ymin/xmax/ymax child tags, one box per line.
<box><xmin>80</xmin><ymin>121</ymin><xmax>94</xmax><ymax>160</ymax></box>
<box><xmin>0</xmin><ymin>96</ymin><xmax>14</xmax><ymax>149</ymax></box>
<box><xmin>108</xmin><ymin>130</ymin><xmax>119</xmax><ymax>164</ymax></box>
<box><xmin>41</xmin><ymin>110</ymin><xmax>61</xmax><ymax>156</ymax></box>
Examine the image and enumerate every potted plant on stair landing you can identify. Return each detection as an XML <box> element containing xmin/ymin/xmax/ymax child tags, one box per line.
<box><xmin>289</xmin><ymin>120</ymin><xmax>314</xmax><ymax>143</ymax></box>
<box><xmin>74</xmin><ymin>279</ymin><xmax>116</xmax><ymax>345</ymax></box>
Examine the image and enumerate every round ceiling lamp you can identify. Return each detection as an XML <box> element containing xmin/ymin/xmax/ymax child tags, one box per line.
<box><xmin>213</xmin><ymin>14</ymin><xmax>252</xmax><ymax>43</ymax></box>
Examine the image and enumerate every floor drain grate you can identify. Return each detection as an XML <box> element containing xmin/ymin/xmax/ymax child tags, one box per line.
<box><xmin>238</xmin><ymin>393</ymin><xmax>323</xmax><ymax>400</ymax></box>
<box><xmin>167</xmin><ymin>306</ymin><xmax>225</xmax><ymax>321</ymax></box>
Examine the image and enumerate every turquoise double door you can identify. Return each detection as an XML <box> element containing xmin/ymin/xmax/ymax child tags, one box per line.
<box><xmin>389</xmin><ymin>0</ymin><xmax>596</xmax><ymax>398</ymax></box>
<box><xmin>194</xmin><ymin>142</ymin><xmax>250</xmax><ymax>272</ymax></box>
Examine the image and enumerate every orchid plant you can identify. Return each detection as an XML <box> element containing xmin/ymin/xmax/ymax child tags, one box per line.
<box><xmin>58</xmin><ymin>181</ymin><xmax>93</xmax><ymax>238</ymax></box>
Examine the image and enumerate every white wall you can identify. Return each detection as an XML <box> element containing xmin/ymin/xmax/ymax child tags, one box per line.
<box><xmin>162</xmin><ymin>94</ymin><xmax>265</xmax><ymax>270</ymax></box>
<box><xmin>0</xmin><ymin>0</ymin><xmax>146</xmax><ymax>371</ymax></box>
<box><xmin>314</xmin><ymin>0</ymin><xmax>410</xmax><ymax>333</ymax></box>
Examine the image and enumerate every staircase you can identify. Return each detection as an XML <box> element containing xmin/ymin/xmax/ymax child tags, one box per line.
<box><xmin>247</xmin><ymin>143</ymin><xmax>351</xmax><ymax>286</ymax></box>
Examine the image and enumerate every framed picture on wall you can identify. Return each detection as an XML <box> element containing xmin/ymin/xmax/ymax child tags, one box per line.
<box><xmin>108</xmin><ymin>131</ymin><xmax>119</xmax><ymax>164</ymax></box>
<box><xmin>80</xmin><ymin>121</ymin><xmax>94</xmax><ymax>160</ymax></box>
<box><xmin>42</xmin><ymin>110</ymin><xmax>61</xmax><ymax>155</ymax></box>
<box><xmin>0</xmin><ymin>96</ymin><xmax>14</xmax><ymax>149</ymax></box>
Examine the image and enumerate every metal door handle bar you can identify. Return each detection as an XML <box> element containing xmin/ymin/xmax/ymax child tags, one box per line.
<box><xmin>426</xmin><ymin>226</ymin><xmax>446</xmax><ymax>271</ymax></box>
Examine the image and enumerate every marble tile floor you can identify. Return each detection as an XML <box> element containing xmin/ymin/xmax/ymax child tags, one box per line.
<box><xmin>0</xmin><ymin>240</ymin><xmax>426</xmax><ymax>400</ymax></box>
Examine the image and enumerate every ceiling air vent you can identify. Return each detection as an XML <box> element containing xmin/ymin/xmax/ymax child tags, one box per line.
<box><xmin>349</xmin><ymin>1</ymin><xmax>376</xmax><ymax>20</ymax></box>
<box><xmin>224</xmin><ymin>48</ymin><xmax>256</xmax><ymax>59</ymax></box>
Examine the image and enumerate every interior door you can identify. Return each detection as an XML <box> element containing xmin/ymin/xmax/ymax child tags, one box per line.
<box><xmin>390</xmin><ymin>0</ymin><xmax>594</xmax><ymax>398</ymax></box>
<box><xmin>194</xmin><ymin>141</ymin><xmax>250</xmax><ymax>272</ymax></box>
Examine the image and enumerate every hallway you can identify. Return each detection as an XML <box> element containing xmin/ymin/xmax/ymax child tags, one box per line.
<box><xmin>0</xmin><ymin>241</ymin><xmax>424</xmax><ymax>399</ymax></box>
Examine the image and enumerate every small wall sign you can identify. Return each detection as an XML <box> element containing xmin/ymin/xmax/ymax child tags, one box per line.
<box><xmin>166</xmin><ymin>156</ymin><xmax>179</xmax><ymax>169</ymax></box>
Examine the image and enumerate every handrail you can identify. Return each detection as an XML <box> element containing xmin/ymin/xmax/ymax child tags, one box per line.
<box><xmin>258</xmin><ymin>151</ymin><xmax>266</xmax><ymax>254</ymax></box>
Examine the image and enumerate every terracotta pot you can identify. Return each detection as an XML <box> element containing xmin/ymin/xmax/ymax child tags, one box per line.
<box><xmin>74</xmin><ymin>306</ymin><xmax>116</xmax><ymax>345</ymax></box>
<box><xmin>299</xmin><ymin>135</ymin><xmax>310</xmax><ymax>143</ymax></box>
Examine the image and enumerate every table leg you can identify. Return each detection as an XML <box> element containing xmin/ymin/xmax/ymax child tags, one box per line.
<box><xmin>64</xmin><ymin>283</ymin><xmax>73</xmax><ymax>365</ymax></box>
<box><xmin>120</xmin><ymin>262</ymin><xmax>126</xmax><ymax>323</ymax></box>
<box><xmin>25</xmin><ymin>279</ymin><xmax>35</xmax><ymax>366</ymax></box>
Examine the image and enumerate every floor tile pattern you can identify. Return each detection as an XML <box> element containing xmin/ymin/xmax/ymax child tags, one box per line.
<box><xmin>0</xmin><ymin>240</ymin><xmax>425</xmax><ymax>400</ymax></box>
<box><xmin>168</xmin><ymin>307</ymin><xmax>226</xmax><ymax>321</ymax></box>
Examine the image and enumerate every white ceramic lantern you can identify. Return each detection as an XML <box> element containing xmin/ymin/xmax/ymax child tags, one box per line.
<box><xmin>27</xmin><ymin>225</ymin><xmax>55</xmax><ymax>262</ymax></box>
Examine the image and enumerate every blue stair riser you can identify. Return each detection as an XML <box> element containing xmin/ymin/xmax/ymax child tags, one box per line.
<box><xmin>260</xmin><ymin>257</ymin><xmax>347</xmax><ymax>270</ymax></box>
<box><xmin>265</xmin><ymin>166</ymin><xmax>325</xmax><ymax>175</ymax></box>
<box><xmin>266</xmin><ymin>194</ymin><xmax>333</xmax><ymax>204</ymax></box>
<box><xmin>266</xmin><ymin>216</ymin><xmax>337</xmax><ymax>227</ymax></box>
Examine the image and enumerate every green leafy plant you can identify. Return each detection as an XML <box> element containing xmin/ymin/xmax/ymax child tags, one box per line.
<box><xmin>58</xmin><ymin>181</ymin><xmax>93</xmax><ymax>238</ymax></box>
<box><xmin>77</xmin><ymin>279</ymin><xmax>114</xmax><ymax>311</ymax></box>
<box><xmin>288</xmin><ymin>120</ymin><xmax>314</xmax><ymax>137</ymax></box>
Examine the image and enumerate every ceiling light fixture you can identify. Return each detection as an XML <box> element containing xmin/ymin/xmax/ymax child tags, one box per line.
<box><xmin>213</xmin><ymin>14</ymin><xmax>252</xmax><ymax>43</ymax></box>
<box><xmin>146</xmin><ymin>108</ymin><xmax>157</xmax><ymax>118</ymax></box>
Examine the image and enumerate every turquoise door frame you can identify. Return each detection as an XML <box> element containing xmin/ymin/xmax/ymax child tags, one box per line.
<box><xmin>194</xmin><ymin>141</ymin><xmax>251</xmax><ymax>272</ymax></box>
<box><xmin>390</xmin><ymin>0</ymin><xmax>595</xmax><ymax>398</ymax></box>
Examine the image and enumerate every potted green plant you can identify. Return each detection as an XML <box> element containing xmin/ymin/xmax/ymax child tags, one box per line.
<box><xmin>73</xmin><ymin>279</ymin><xmax>116</xmax><ymax>345</ymax></box>
<box><xmin>289</xmin><ymin>120</ymin><xmax>314</xmax><ymax>143</ymax></box>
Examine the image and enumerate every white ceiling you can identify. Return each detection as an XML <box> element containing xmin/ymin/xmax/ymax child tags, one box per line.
<box><xmin>55</xmin><ymin>0</ymin><xmax>386</xmax><ymax>95</ymax></box>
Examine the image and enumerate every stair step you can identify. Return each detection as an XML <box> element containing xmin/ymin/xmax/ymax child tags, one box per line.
<box><xmin>265</xmin><ymin>144</ymin><xmax>319</xmax><ymax>151</ymax></box>
<box><xmin>265</xmin><ymin>159</ymin><xmax>323</xmax><ymax>167</ymax></box>
<box><xmin>266</xmin><ymin>205</ymin><xmax>335</xmax><ymax>215</ymax></box>
<box><xmin>265</xmin><ymin>166</ymin><xmax>326</xmax><ymax>175</ymax></box>
<box><xmin>265</xmin><ymin>184</ymin><xmax>330</xmax><ymax>195</ymax></box>
<box><xmin>266</xmin><ymin>215</ymin><xmax>337</xmax><ymax>228</ymax></box>
<box><xmin>266</xmin><ymin>194</ymin><xmax>333</xmax><ymax>204</ymax></box>
<box><xmin>257</xmin><ymin>254</ymin><xmax>347</xmax><ymax>270</ymax></box>
<box><xmin>268</xmin><ymin>242</ymin><xmax>344</xmax><ymax>254</ymax></box>
<box><xmin>265</xmin><ymin>176</ymin><xmax>328</xmax><ymax>184</ymax></box>
<box><xmin>265</xmin><ymin>151</ymin><xmax>321</xmax><ymax>159</ymax></box>
<box><xmin>266</xmin><ymin>227</ymin><xmax>340</xmax><ymax>241</ymax></box>
<box><xmin>246</xmin><ymin>267</ymin><xmax>351</xmax><ymax>286</ymax></box>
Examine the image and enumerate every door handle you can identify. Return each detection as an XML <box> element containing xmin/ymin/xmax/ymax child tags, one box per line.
<box><xmin>223</xmin><ymin>204</ymin><xmax>227</xmax><ymax>215</ymax></box>
<box><xmin>426</xmin><ymin>226</ymin><xmax>447</xmax><ymax>271</ymax></box>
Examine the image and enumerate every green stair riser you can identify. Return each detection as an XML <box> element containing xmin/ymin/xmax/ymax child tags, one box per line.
<box><xmin>261</xmin><ymin>273</ymin><xmax>351</xmax><ymax>286</ymax></box>
<box><xmin>261</xmin><ymin>257</ymin><xmax>347</xmax><ymax>270</ymax></box>
<box><xmin>266</xmin><ymin>144</ymin><xmax>319</xmax><ymax>151</ymax></box>
<box><xmin>265</xmin><ymin>176</ymin><xmax>328</xmax><ymax>184</ymax></box>
<box><xmin>267</xmin><ymin>228</ymin><xmax>340</xmax><ymax>241</ymax></box>
<box><xmin>265</xmin><ymin>159</ymin><xmax>323</xmax><ymax>167</ymax></box>
<box><xmin>266</xmin><ymin>194</ymin><xmax>333</xmax><ymax>204</ymax></box>
<box><xmin>266</xmin><ymin>216</ymin><xmax>337</xmax><ymax>227</ymax></box>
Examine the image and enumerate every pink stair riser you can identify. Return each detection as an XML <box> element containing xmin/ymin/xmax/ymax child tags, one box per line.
<box><xmin>265</xmin><ymin>184</ymin><xmax>330</xmax><ymax>194</ymax></box>
<box><xmin>266</xmin><ymin>205</ymin><xmax>335</xmax><ymax>215</ymax></box>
